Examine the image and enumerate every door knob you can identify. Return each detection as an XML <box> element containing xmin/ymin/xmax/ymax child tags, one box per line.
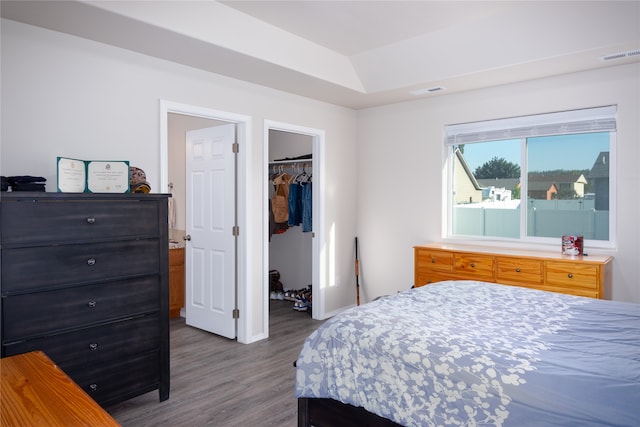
<box><xmin>184</xmin><ymin>235</ymin><xmax>191</xmax><ymax>241</ymax></box>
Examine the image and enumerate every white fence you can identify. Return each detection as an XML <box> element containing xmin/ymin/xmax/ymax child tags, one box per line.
<box><xmin>453</xmin><ymin>199</ymin><xmax>609</xmax><ymax>240</ymax></box>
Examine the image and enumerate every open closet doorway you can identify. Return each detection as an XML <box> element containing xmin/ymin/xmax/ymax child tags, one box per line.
<box><xmin>160</xmin><ymin>101</ymin><xmax>254</xmax><ymax>343</ymax></box>
<box><xmin>264</xmin><ymin>120</ymin><xmax>325</xmax><ymax>333</ymax></box>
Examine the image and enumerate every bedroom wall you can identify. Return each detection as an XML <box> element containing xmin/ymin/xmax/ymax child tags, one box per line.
<box><xmin>357</xmin><ymin>63</ymin><xmax>640</xmax><ymax>304</ymax></box>
<box><xmin>0</xmin><ymin>19</ymin><xmax>358</xmax><ymax>341</ymax></box>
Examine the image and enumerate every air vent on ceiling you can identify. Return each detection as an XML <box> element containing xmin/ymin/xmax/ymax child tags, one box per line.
<box><xmin>600</xmin><ymin>49</ymin><xmax>640</xmax><ymax>61</ymax></box>
<box><xmin>410</xmin><ymin>86</ymin><xmax>447</xmax><ymax>96</ymax></box>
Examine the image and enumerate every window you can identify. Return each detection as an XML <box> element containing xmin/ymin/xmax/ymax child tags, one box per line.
<box><xmin>445</xmin><ymin>106</ymin><xmax>616</xmax><ymax>248</ymax></box>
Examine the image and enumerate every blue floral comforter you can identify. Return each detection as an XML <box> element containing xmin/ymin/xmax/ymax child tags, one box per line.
<box><xmin>295</xmin><ymin>281</ymin><xmax>640</xmax><ymax>426</ymax></box>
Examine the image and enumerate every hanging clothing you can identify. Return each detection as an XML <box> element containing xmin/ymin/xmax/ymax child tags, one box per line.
<box><xmin>288</xmin><ymin>182</ymin><xmax>302</xmax><ymax>226</ymax></box>
<box><xmin>269</xmin><ymin>199</ymin><xmax>289</xmax><ymax>241</ymax></box>
<box><xmin>301</xmin><ymin>182</ymin><xmax>312</xmax><ymax>232</ymax></box>
<box><xmin>271</xmin><ymin>173</ymin><xmax>291</xmax><ymax>223</ymax></box>
<box><xmin>268</xmin><ymin>164</ymin><xmax>312</xmax><ymax>236</ymax></box>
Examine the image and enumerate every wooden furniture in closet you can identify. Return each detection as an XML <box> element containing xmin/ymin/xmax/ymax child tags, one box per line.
<box><xmin>0</xmin><ymin>192</ymin><xmax>170</xmax><ymax>407</ymax></box>
<box><xmin>414</xmin><ymin>242</ymin><xmax>613</xmax><ymax>299</ymax></box>
<box><xmin>169</xmin><ymin>247</ymin><xmax>185</xmax><ymax>318</ymax></box>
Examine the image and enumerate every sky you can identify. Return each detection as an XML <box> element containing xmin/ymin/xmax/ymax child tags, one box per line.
<box><xmin>461</xmin><ymin>132</ymin><xmax>610</xmax><ymax>173</ymax></box>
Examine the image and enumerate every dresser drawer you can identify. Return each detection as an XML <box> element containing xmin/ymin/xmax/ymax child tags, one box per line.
<box><xmin>0</xmin><ymin>200</ymin><xmax>160</xmax><ymax>245</ymax></box>
<box><xmin>545</xmin><ymin>261</ymin><xmax>599</xmax><ymax>290</ymax></box>
<box><xmin>415</xmin><ymin>248</ymin><xmax>453</xmax><ymax>273</ymax></box>
<box><xmin>453</xmin><ymin>253</ymin><xmax>494</xmax><ymax>280</ymax></box>
<box><xmin>496</xmin><ymin>257</ymin><xmax>543</xmax><ymax>285</ymax></box>
<box><xmin>2</xmin><ymin>277</ymin><xmax>159</xmax><ymax>339</ymax></box>
<box><xmin>2</xmin><ymin>314</ymin><xmax>160</xmax><ymax>369</ymax></box>
<box><xmin>415</xmin><ymin>272</ymin><xmax>451</xmax><ymax>287</ymax></box>
<box><xmin>2</xmin><ymin>239</ymin><xmax>159</xmax><ymax>292</ymax></box>
<box><xmin>70</xmin><ymin>351</ymin><xmax>160</xmax><ymax>407</ymax></box>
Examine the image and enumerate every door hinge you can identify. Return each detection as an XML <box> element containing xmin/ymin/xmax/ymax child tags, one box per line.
<box><xmin>232</xmin><ymin>308</ymin><xmax>240</xmax><ymax>319</ymax></box>
<box><xmin>232</xmin><ymin>142</ymin><xmax>239</xmax><ymax>153</ymax></box>
<box><xmin>232</xmin><ymin>225</ymin><xmax>240</xmax><ymax>236</ymax></box>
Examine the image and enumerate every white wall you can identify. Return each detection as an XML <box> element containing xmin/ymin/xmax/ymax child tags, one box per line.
<box><xmin>357</xmin><ymin>63</ymin><xmax>640</xmax><ymax>303</ymax></box>
<box><xmin>0</xmin><ymin>19</ymin><xmax>358</xmax><ymax>341</ymax></box>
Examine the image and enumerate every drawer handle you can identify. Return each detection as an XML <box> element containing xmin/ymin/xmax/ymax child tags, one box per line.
<box><xmin>515</xmin><ymin>268</ymin><xmax>521</xmax><ymax>272</ymax></box>
<box><xmin>470</xmin><ymin>263</ymin><xmax>475</xmax><ymax>268</ymax></box>
<box><xmin>431</xmin><ymin>258</ymin><xmax>436</xmax><ymax>263</ymax></box>
<box><xmin>567</xmin><ymin>273</ymin><xmax>573</xmax><ymax>279</ymax></box>
<box><xmin>89</xmin><ymin>384</ymin><xmax>98</xmax><ymax>392</ymax></box>
<box><xmin>87</xmin><ymin>300</ymin><xmax>96</xmax><ymax>308</ymax></box>
<box><xmin>86</xmin><ymin>217</ymin><xmax>96</xmax><ymax>224</ymax></box>
<box><xmin>87</xmin><ymin>258</ymin><xmax>96</xmax><ymax>266</ymax></box>
<box><xmin>89</xmin><ymin>343</ymin><xmax>98</xmax><ymax>351</ymax></box>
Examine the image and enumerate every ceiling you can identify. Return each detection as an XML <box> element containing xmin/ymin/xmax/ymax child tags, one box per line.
<box><xmin>2</xmin><ymin>1</ymin><xmax>639</xmax><ymax>109</ymax></box>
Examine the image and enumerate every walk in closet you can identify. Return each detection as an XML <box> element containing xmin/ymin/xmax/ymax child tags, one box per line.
<box><xmin>268</xmin><ymin>130</ymin><xmax>313</xmax><ymax>314</ymax></box>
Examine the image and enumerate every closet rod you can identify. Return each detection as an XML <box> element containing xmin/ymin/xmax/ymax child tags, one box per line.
<box><xmin>268</xmin><ymin>159</ymin><xmax>313</xmax><ymax>165</ymax></box>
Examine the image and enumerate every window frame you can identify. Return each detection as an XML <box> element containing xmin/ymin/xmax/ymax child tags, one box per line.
<box><xmin>444</xmin><ymin>106</ymin><xmax>616</xmax><ymax>250</ymax></box>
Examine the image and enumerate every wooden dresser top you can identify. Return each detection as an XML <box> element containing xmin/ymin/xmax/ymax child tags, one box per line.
<box><xmin>1</xmin><ymin>351</ymin><xmax>120</xmax><ymax>426</ymax></box>
<box><xmin>415</xmin><ymin>242</ymin><xmax>613</xmax><ymax>264</ymax></box>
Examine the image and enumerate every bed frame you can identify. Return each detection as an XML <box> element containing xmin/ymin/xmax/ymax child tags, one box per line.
<box><xmin>298</xmin><ymin>397</ymin><xmax>402</xmax><ymax>427</ymax></box>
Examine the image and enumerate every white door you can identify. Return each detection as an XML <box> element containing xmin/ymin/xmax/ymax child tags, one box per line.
<box><xmin>185</xmin><ymin>123</ymin><xmax>237</xmax><ymax>339</ymax></box>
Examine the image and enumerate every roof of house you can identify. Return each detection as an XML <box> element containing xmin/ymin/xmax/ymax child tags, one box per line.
<box><xmin>476</xmin><ymin>178</ymin><xmax>520</xmax><ymax>190</ymax></box>
<box><xmin>455</xmin><ymin>149</ymin><xmax>482</xmax><ymax>191</ymax></box>
<box><xmin>528</xmin><ymin>182</ymin><xmax>558</xmax><ymax>192</ymax></box>
<box><xmin>528</xmin><ymin>173</ymin><xmax>587</xmax><ymax>185</ymax></box>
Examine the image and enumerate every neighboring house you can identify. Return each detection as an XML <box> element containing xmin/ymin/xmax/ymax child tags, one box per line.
<box><xmin>528</xmin><ymin>181</ymin><xmax>559</xmax><ymax>200</ymax></box>
<box><xmin>588</xmin><ymin>152</ymin><xmax>610</xmax><ymax>211</ymax></box>
<box><xmin>482</xmin><ymin>186</ymin><xmax>512</xmax><ymax>202</ymax></box>
<box><xmin>477</xmin><ymin>178</ymin><xmax>520</xmax><ymax>201</ymax></box>
<box><xmin>528</xmin><ymin>173</ymin><xmax>587</xmax><ymax>199</ymax></box>
<box><xmin>453</xmin><ymin>148</ymin><xmax>483</xmax><ymax>204</ymax></box>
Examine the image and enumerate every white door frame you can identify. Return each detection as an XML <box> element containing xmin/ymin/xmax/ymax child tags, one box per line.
<box><xmin>264</xmin><ymin>120</ymin><xmax>325</xmax><ymax>334</ymax></box>
<box><xmin>160</xmin><ymin>100</ymin><xmax>253</xmax><ymax>344</ymax></box>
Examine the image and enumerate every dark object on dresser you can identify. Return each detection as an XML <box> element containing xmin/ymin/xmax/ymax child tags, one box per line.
<box><xmin>0</xmin><ymin>192</ymin><xmax>170</xmax><ymax>407</ymax></box>
<box><xmin>6</xmin><ymin>175</ymin><xmax>47</xmax><ymax>192</ymax></box>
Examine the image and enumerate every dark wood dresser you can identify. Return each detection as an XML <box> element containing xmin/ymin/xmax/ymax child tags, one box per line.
<box><xmin>0</xmin><ymin>192</ymin><xmax>170</xmax><ymax>407</ymax></box>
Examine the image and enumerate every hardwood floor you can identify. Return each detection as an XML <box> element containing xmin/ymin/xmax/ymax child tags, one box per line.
<box><xmin>107</xmin><ymin>300</ymin><xmax>325</xmax><ymax>426</ymax></box>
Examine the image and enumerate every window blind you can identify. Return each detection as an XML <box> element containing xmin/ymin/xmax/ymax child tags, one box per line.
<box><xmin>445</xmin><ymin>105</ymin><xmax>617</xmax><ymax>146</ymax></box>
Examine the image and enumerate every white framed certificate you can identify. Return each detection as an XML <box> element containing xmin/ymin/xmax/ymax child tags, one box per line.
<box><xmin>87</xmin><ymin>161</ymin><xmax>130</xmax><ymax>193</ymax></box>
<box><xmin>57</xmin><ymin>157</ymin><xmax>87</xmax><ymax>193</ymax></box>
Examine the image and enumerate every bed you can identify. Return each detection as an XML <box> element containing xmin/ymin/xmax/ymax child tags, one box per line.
<box><xmin>295</xmin><ymin>281</ymin><xmax>640</xmax><ymax>426</ymax></box>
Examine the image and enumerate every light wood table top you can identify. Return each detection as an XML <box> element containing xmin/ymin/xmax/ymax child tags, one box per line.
<box><xmin>1</xmin><ymin>350</ymin><xmax>120</xmax><ymax>426</ymax></box>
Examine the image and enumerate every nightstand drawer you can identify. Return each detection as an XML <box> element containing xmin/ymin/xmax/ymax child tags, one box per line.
<box><xmin>453</xmin><ymin>253</ymin><xmax>494</xmax><ymax>280</ymax></box>
<box><xmin>2</xmin><ymin>239</ymin><xmax>159</xmax><ymax>292</ymax></box>
<box><xmin>545</xmin><ymin>261</ymin><xmax>599</xmax><ymax>290</ymax></box>
<box><xmin>2</xmin><ymin>277</ymin><xmax>159</xmax><ymax>339</ymax></box>
<box><xmin>496</xmin><ymin>257</ymin><xmax>543</xmax><ymax>285</ymax></box>
<box><xmin>0</xmin><ymin>200</ymin><xmax>160</xmax><ymax>244</ymax></box>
